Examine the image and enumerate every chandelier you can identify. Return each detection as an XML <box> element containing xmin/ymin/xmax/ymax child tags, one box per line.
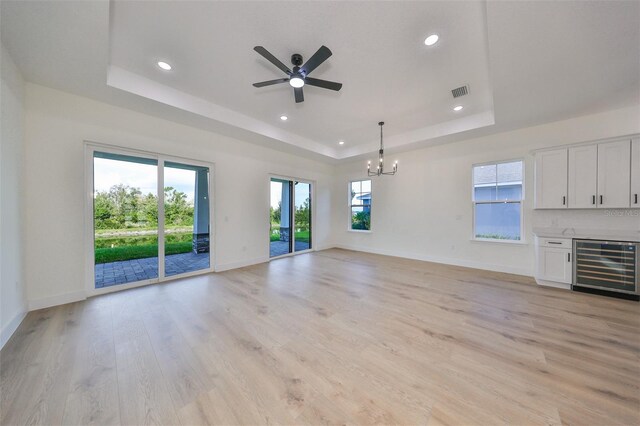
<box><xmin>367</xmin><ymin>121</ymin><xmax>397</xmax><ymax>176</ymax></box>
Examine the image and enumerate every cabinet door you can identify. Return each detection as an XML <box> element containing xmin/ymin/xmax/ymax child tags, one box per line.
<box><xmin>631</xmin><ymin>138</ymin><xmax>640</xmax><ymax>208</ymax></box>
<box><xmin>568</xmin><ymin>145</ymin><xmax>598</xmax><ymax>208</ymax></box>
<box><xmin>537</xmin><ymin>247</ymin><xmax>572</xmax><ymax>284</ymax></box>
<box><xmin>597</xmin><ymin>140</ymin><xmax>631</xmax><ymax>208</ymax></box>
<box><xmin>535</xmin><ymin>149</ymin><xmax>568</xmax><ymax>209</ymax></box>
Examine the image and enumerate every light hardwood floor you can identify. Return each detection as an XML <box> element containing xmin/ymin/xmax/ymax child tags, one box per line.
<box><xmin>1</xmin><ymin>249</ymin><xmax>639</xmax><ymax>425</ymax></box>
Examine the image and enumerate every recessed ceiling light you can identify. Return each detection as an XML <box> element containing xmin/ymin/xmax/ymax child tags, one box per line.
<box><xmin>453</xmin><ymin>105</ymin><xmax>463</xmax><ymax>111</ymax></box>
<box><xmin>157</xmin><ymin>61</ymin><xmax>172</xmax><ymax>71</ymax></box>
<box><xmin>338</xmin><ymin>141</ymin><xmax>345</xmax><ymax>145</ymax></box>
<box><xmin>280</xmin><ymin>115</ymin><xmax>288</xmax><ymax>121</ymax></box>
<box><xmin>424</xmin><ymin>34</ymin><xmax>439</xmax><ymax>46</ymax></box>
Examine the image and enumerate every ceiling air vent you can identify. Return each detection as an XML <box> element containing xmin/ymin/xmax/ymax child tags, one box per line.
<box><xmin>451</xmin><ymin>85</ymin><xmax>469</xmax><ymax>98</ymax></box>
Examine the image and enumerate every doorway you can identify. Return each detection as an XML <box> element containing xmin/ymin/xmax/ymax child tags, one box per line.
<box><xmin>269</xmin><ymin>178</ymin><xmax>312</xmax><ymax>258</ymax></box>
<box><xmin>88</xmin><ymin>146</ymin><xmax>213</xmax><ymax>292</ymax></box>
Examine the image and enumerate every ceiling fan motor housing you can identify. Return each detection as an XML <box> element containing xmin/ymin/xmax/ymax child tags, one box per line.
<box><xmin>291</xmin><ymin>53</ymin><xmax>304</xmax><ymax>66</ymax></box>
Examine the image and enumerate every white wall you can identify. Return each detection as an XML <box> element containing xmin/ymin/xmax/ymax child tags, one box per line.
<box><xmin>332</xmin><ymin>105</ymin><xmax>640</xmax><ymax>276</ymax></box>
<box><xmin>0</xmin><ymin>44</ymin><xmax>27</xmax><ymax>347</ymax></box>
<box><xmin>17</xmin><ymin>79</ymin><xmax>640</xmax><ymax>313</ymax></box>
<box><xmin>24</xmin><ymin>84</ymin><xmax>335</xmax><ymax>309</ymax></box>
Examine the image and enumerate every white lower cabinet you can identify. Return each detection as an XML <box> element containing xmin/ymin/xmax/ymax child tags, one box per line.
<box><xmin>535</xmin><ymin>237</ymin><xmax>572</xmax><ymax>289</ymax></box>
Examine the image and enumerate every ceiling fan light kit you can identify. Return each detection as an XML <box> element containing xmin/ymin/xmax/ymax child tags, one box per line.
<box><xmin>252</xmin><ymin>45</ymin><xmax>343</xmax><ymax>103</ymax></box>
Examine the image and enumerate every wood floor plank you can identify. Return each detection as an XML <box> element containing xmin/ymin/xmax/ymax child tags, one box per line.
<box><xmin>1</xmin><ymin>248</ymin><xmax>638</xmax><ymax>425</ymax></box>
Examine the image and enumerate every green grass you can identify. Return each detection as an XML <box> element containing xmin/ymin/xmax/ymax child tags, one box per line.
<box><xmin>295</xmin><ymin>231</ymin><xmax>310</xmax><ymax>242</ymax></box>
<box><xmin>95</xmin><ymin>242</ymin><xmax>192</xmax><ymax>264</ymax></box>
<box><xmin>269</xmin><ymin>230</ymin><xmax>310</xmax><ymax>243</ymax></box>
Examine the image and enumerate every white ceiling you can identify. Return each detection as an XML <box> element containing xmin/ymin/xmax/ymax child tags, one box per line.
<box><xmin>2</xmin><ymin>1</ymin><xmax>639</xmax><ymax>162</ymax></box>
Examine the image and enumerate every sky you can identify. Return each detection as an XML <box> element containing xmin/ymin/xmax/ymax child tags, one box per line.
<box><xmin>95</xmin><ymin>158</ymin><xmax>308</xmax><ymax>210</ymax></box>
<box><xmin>94</xmin><ymin>158</ymin><xmax>197</xmax><ymax>201</ymax></box>
<box><xmin>270</xmin><ymin>180</ymin><xmax>310</xmax><ymax>209</ymax></box>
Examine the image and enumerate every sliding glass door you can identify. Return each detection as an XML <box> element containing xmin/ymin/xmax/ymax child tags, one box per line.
<box><xmin>163</xmin><ymin>161</ymin><xmax>210</xmax><ymax>277</ymax></box>
<box><xmin>294</xmin><ymin>181</ymin><xmax>311</xmax><ymax>252</ymax></box>
<box><xmin>93</xmin><ymin>152</ymin><xmax>159</xmax><ymax>288</ymax></box>
<box><xmin>90</xmin><ymin>147</ymin><xmax>213</xmax><ymax>290</ymax></box>
<box><xmin>269</xmin><ymin>177</ymin><xmax>312</xmax><ymax>258</ymax></box>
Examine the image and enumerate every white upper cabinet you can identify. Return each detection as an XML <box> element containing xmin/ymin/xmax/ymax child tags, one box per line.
<box><xmin>535</xmin><ymin>137</ymin><xmax>638</xmax><ymax>210</ymax></box>
<box><xmin>535</xmin><ymin>148</ymin><xmax>568</xmax><ymax>209</ymax></box>
<box><xmin>597</xmin><ymin>139</ymin><xmax>631</xmax><ymax>208</ymax></box>
<box><xmin>568</xmin><ymin>145</ymin><xmax>598</xmax><ymax>208</ymax></box>
<box><xmin>632</xmin><ymin>138</ymin><xmax>640</xmax><ymax>208</ymax></box>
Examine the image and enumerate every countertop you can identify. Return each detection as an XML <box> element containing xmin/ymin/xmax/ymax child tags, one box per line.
<box><xmin>533</xmin><ymin>227</ymin><xmax>640</xmax><ymax>243</ymax></box>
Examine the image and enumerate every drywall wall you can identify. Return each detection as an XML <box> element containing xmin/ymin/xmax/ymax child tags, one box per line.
<box><xmin>24</xmin><ymin>83</ymin><xmax>335</xmax><ymax>309</ymax></box>
<box><xmin>332</xmin><ymin>105</ymin><xmax>640</xmax><ymax>276</ymax></box>
<box><xmin>0</xmin><ymin>43</ymin><xmax>27</xmax><ymax>347</ymax></box>
<box><xmin>18</xmin><ymin>79</ymin><xmax>640</xmax><ymax>311</ymax></box>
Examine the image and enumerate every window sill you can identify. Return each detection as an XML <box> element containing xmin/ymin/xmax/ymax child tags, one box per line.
<box><xmin>470</xmin><ymin>238</ymin><xmax>528</xmax><ymax>245</ymax></box>
<box><xmin>348</xmin><ymin>229</ymin><xmax>372</xmax><ymax>233</ymax></box>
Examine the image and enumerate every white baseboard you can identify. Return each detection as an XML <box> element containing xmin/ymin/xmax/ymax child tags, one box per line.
<box><xmin>28</xmin><ymin>290</ymin><xmax>86</xmax><ymax>311</ymax></box>
<box><xmin>314</xmin><ymin>244</ymin><xmax>336</xmax><ymax>251</ymax></box>
<box><xmin>535</xmin><ymin>278</ymin><xmax>571</xmax><ymax>290</ymax></box>
<box><xmin>334</xmin><ymin>244</ymin><xmax>533</xmax><ymax>277</ymax></box>
<box><xmin>1</xmin><ymin>310</ymin><xmax>27</xmax><ymax>350</ymax></box>
<box><xmin>216</xmin><ymin>256</ymin><xmax>269</xmax><ymax>272</ymax></box>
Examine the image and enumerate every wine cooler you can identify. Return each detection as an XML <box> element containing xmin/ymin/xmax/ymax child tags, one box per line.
<box><xmin>573</xmin><ymin>239</ymin><xmax>639</xmax><ymax>296</ymax></box>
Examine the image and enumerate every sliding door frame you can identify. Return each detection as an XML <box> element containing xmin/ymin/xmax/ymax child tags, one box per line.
<box><xmin>84</xmin><ymin>141</ymin><xmax>215</xmax><ymax>297</ymax></box>
<box><xmin>268</xmin><ymin>174</ymin><xmax>315</xmax><ymax>260</ymax></box>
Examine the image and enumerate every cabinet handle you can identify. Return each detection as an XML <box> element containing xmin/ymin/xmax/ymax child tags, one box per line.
<box><xmin>568</xmin><ymin>253</ymin><xmax>571</xmax><ymax>262</ymax></box>
<box><xmin>592</xmin><ymin>195</ymin><xmax>596</xmax><ymax>205</ymax></box>
<box><xmin>562</xmin><ymin>196</ymin><xmax>566</xmax><ymax>205</ymax></box>
<box><xmin>600</xmin><ymin>195</ymin><xmax>603</xmax><ymax>205</ymax></box>
<box><xmin>548</xmin><ymin>241</ymin><xmax>562</xmax><ymax>245</ymax></box>
<box><xmin>635</xmin><ymin>194</ymin><xmax>638</xmax><ymax>204</ymax></box>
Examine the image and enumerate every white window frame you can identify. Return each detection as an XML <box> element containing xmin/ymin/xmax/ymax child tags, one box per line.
<box><xmin>349</xmin><ymin>179</ymin><xmax>372</xmax><ymax>232</ymax></box>
<box><xmin>84</xmin><ymin>141</ymin><xmax>216</xmax><ymax>297</ymax></box>
<box><xmin>471</xmin><ymin>158</ymin><xmax>525</xmax><ymax>244</ymax></box>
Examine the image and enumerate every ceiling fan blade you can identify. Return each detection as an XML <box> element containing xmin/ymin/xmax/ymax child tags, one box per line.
<box><xmin>300</xmin><ymin>45</ymin><xmax>332</xmax><ymax>75</ymax></box>
<box><xmin>305</xmin><ymin>77</ymin><xmax>342</xmax><ymax>91</ymax></box>
<box><xmin>294</xmin><ymin>87</ymin><xmax>304</xmax><ymax>103</ymax></box>
<box><xmin>254</xmin><ymin>46</ymin><xmax>291</xmax><ymax>75</ymax></box>
<box><xmin>253</xmin><ymin>78</ymin><xmax>289</xmax><ymax>88</ymax></box>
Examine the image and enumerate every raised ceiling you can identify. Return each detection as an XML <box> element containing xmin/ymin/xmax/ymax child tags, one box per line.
<box><xmin>2</xmin><ymin>1</ymin><xmax>639</xmax><ymax>161</ymax></box>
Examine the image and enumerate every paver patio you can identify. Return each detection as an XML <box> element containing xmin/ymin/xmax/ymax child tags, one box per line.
<box><xmin>95</xmin><ymin>251</ymin><xmax>210</xmax><ymax>288</ymax></box>
<box><xmin>270</xmin><ymin>240</ymin><xmax>311</xmax><ymax>257</ymax></box>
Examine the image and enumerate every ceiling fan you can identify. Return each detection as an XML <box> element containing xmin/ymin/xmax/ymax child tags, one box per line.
<box><xmin>252</xmin><ymin>45</ymin><xmax>343</xmax><ymax>103</ymax></box>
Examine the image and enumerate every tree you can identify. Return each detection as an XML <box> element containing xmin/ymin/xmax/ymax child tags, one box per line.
<box><xmin>271</xmin><ymin>201</ymin><xmax>281</xmax><ymax>225</ymax></box>
<box><xmin>295</xmin><ymin>197</ymin><xmax>310</xmax><ymax>230</ymax></box>
<box><xmin>164</xmin><ymin>186</ymin><xmax>194</xmax><ymax>226</ymax></box>
<box><xmin>141</xmin><ymin>193</ymin><xmax>158</xmax><ymax>226</ymax></box>
<box><xmin>94</xmin><ymin>184</ymin><xmax>195</xmax><ymax>230</ymax></box>
<box><xmin>352</xmin><ymin>211</ymin><xmax>370</xmax><ymax>230</ymax></box>
<box><xmin>94</xmin><ymin>191</ymin><xmax>117</xmax><ymax>229</ymax></box>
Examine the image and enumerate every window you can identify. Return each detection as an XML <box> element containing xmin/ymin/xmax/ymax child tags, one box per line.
<box><xmin>350</xmin><ymin>180</ymin><xmax>371</xmax><ymax>230</ymax></box>
<box><xmin>473</xmin><ymin>160</ymin><xmax>523</xmax><ymax>241</ymax></box>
